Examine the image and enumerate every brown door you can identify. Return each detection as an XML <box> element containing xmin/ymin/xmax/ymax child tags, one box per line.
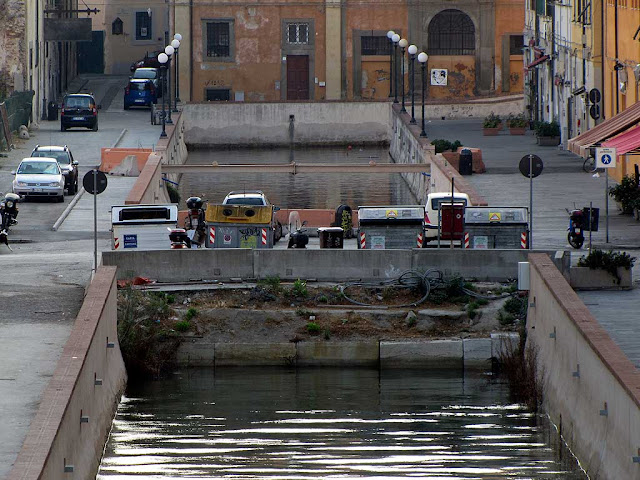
<box><xmin>286</xmin><ymin>55</ymin><xmax>309</xmax><ymax>100</ymax></box>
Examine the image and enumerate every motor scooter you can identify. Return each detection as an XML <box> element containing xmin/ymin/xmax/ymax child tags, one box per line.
<box><xmin>567</xmin><ymin>208</ymin><xmax>585</xmax><ymax>249</ymax></box>
<box><xmin>0</xmin><ymin>192</ymin><xmax>20</xmax><ymax>248</ymax></box>
<box><xmin>168</xmin><ymin>228</ymin><xmax>192</xmax><ymax>249</ymax></box>
<box><xmin>184</xmin><ymin>196</ymin><xmax>206</xmax><ymax>247</ymax></box>
<box><xmin>287</xmin><ymin>221</ymin><xmax>309</xmax><ymax>249</ymax></box>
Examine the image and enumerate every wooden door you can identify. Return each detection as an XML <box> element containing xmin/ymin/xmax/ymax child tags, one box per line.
<box><xmin>286</xmin><ymin>55</ymin><xmax>309</xmax><ymax>100</ymax></box>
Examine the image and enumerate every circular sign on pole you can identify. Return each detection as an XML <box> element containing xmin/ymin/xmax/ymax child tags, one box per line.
<box><xmin>83</xmin><ymin>170</ymin><xmax>108</xmax><ymax>194</ymax></box>
<box><xmin>589</xmin><ymin>88</ymin><xmax>601</xmax><ymax>104</ymax></box>
<box><xmin>519</xmin><ymin>154</ymin><xmax>544</xmax><ymax>178</ymax></box>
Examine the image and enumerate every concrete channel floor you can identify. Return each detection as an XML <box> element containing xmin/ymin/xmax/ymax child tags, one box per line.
<box><xmin>0</xmin><ymin>75</ymin><xmax>639</xmax><ymax>477</ymax></box>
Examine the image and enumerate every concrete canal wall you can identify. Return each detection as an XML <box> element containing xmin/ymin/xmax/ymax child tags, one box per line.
<box><xmin>527</xmin><ymin>254</ymin><xmax>640</xmax><ymax>480</ymax></box>
<box><xmin>176</xmin><ymin>334</ymin><xmax>519</xmax><ymax>369</ymax></box>
<box><xmin>8</xmin><ymin>267</ymin><xmax>126</xmax><ymax>480</ymax></box>
<box><xmin>183</xmin><ymin>102</ymin><xmax>391</xmax><ymax>147</ymax></box>
<box><xmin>102</xmin><ymin>248</ymin><xmax>539</xmax><ymax>282</ymax></box>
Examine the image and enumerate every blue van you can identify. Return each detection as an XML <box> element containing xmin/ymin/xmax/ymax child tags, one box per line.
<box><xmin>124</xmin><ymin>79</ymin><xmax>157</xmax><ymax>109</ymax></box>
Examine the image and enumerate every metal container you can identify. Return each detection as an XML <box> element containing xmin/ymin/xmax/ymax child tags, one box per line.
<box><xmin>463</xmin><ymin>206</ymin><xmax>529</xmax><ymax>249</ymax></box>
<box><xmin>318</xmin><ymin>227</ymin><xmax>344</xmax><ymax>248</ymax></box>
<box><xmin>357</xmin><ymin>206</ymin><xmax>425</xmax><ymax>249</ymax></box>
<box><xmin>111</xmin><ymin>204</ymin><xmax>178</xmax><ymax>250</ymax></box>
<box><xmin>204</xmin><ymin>204</ymin><xmax>275</xmax><ymax>248</ymax></box>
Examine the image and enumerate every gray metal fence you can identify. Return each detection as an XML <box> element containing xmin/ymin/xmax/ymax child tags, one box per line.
<box><xmin>0</xmin><ymin>90</ymin><xmax>34</xmax><ymax>150</ymax></box>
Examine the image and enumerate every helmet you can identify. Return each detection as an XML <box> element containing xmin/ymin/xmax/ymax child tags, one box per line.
<box><xmin>186</xmin><ymin>196</ymin><xmax>203</xmax><ymax>209</ymax></box>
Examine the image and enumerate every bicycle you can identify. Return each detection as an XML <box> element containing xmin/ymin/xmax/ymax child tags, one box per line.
<box><xmin>583</xmin><ymin>156</ymin><xmax>597</xmax><ymax>173</ymax></box>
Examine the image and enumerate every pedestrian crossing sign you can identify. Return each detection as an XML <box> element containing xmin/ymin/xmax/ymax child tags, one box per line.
<box><xmin>595</xmin><ymin>147</ymin><xmax>616</xmax><ymax>168</ymax></box>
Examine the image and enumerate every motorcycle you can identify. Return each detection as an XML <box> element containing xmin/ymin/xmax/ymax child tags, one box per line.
<box><xmin>0</xmin><ymin>192</ymin><xmax>20</xmax><ymax>248</ymax></box>
<box><xmin>567</xmin><ymin>208</ymin><xmax>585</xmax><ymax>249</ymax></box>
<box><xmin>168</xmin><ymin>228</ymin><xmax>192</xmax><ymax>249</ymax></box>
<box><xmin>288</xmin><ymin>221</ymin><xmax>309</xmax><ymax>249</ymax></box>
<box><xmin>184</xmin><ymin>196</ymin><xmax>206</xmax><ymax>247</ymax></box>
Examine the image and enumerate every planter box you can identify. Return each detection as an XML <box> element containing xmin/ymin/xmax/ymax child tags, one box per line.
<box><xmin>569</xmin><ymin>266</ymin><xmax>633</xmax><ymax>290</ymax></box>
<box><xmin>509</xmin><ymin>127</ymin><xmax>527</xmax><ymax>135</ymax></box>
<box><xmin>537</xmin><ymin>135</ymin><xmax>561</xmax><ymax>146</ymax></box>
<box><xmin>483</xmin><ymin>127</ymin><xmax>501</xmax><ymax>136</ymax></box>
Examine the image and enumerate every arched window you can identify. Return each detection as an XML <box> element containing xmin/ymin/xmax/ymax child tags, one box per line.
<box><xmin>112</xmin><ymin>17</ymin><xmax>123</xmax><ymax>35</ymax></box>
<box><xmin>428</xmin><ymin>9</ymin><xmax>475</xmax><ymax>55</ymax></box>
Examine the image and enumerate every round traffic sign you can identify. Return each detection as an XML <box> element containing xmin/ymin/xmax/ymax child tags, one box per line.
<box><xmin>589</xmin><ymin>88</ymin><xmax>601</xmax><ymax>104</ymax></box>
<box><xmin>83</xmin><ymin>170</ymin><xmax>108</xmax><ymax>195</ymax></box>
<box><xmin>601</xmin><ymin>154</ymin><xmax>612</xmax><ymax>165</ymax></box>
<box><xmin>519</xmin><ymin>154</ymin><xmax>544</xmax><ymax>178</ymax></box>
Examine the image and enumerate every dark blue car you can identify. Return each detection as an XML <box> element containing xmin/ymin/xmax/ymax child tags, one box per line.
<box><xmin>124</xmin><ymin>79</ymin><xmax>157</xmax><ymax>109</ymax></box>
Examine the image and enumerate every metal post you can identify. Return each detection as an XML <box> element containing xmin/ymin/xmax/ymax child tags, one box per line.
<box><xmin>166</xmin><ymin>57</ymin><xmax>173</xmax><ymax>125</ymax></box>
<box><xmin>173</xmin><ymin>48</ymin><xmax>179</xmax><ymax>111</ymax></box>
<box><xmin>393</xmin><ymin>43</ymin><xmax>399</xmax><ymax>103</ymax></box>
<box><xmin>93</xmin><ymin>171</ymin><xmax>97</xmax><ymax>273</ymax></box>
<box><xmin>160</xmin><ymin>66</ymin><xmax>167</xmax><ymax>138</ymax></box>
<box><xmin>420</xmin><ymin>62</ymin><xmax>427</xmax><ymax>137</ymax></box>
<box><xmin>389</xmin><ymin>41</ymin><xmax>393</xmax><ymax>98</ymax></box>
<box><xmin>606</xmin><ymin>168</ymin><xmax>609</xmax><ymax>243</ymax></box>
<box><xmin>450</xmin><ymin>177</ymin><xmax>455</xmax><ymax>249</ymax></box>
<box><xmin>400</xmin><ymin>46</ymin><xmax>407</xmax><ymax>113</ymax></box>
<box><xmin>529</xmin><ymin>154</ymin><xmax>533</xmax><ymax>250</ymax></box>
<box><xmin>410</xmin><ymin>53</ymin><xmax>416</xmax><ymax>124</ymax></box>
<box><xmin>589</xmin><ymin>201</ymin><xmax>593</xmax><ymax>252</ymax></box>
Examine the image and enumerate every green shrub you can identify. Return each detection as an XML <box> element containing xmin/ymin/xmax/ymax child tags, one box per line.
<box><xmin>317</xmin><ymin>295</ymin><xmax>329</xmax><ymax>303</ymax></box>
<box><xmin>307</xmin><ymin>322</ymin><xmax>321</xmax><ymax>334</ymax></box>
<box><xmin>577</xmin><ymin>249</ymin><xmax>636</xmax><ymax>283</ymax></box>
<box><xmin>608</xmin><ymin>175</ymin><xmax>640</xmax><ymax>214</ymax></box>
<box><xmin>498</xmin><ymin>311</ymin><xmax>516</xmax><ymax>326</ymax></box>
<box><xmin>483</xmin><ymin>112</ymin><xmax>501</xmax><ymax>128</ymax></box>
<box><xmin>323</xmin><ymin>329</ymin><xmax>331</xmax><ymax>340</ymax></box>
<box><xmin>504</xmin><ymin>297</ymin><xmax>525</xmax><ymax>316</ymax></box>
<box><xmin>466</xmin><ymin>301</ymin><xmax>479</xmax><ymax>319</ymax></box>
<box><xmin>534</xmin><ymin>120</ymin><xmax>560</xmax><ymax>137</ymax></box>
<box><xmin>258</xmin><ymin>276</ymin><xmax>282</xmax><ymax>292</ymax></box>
<box><xmin>506</xmin><ymin>113</ymin><xmax>529</xmax><ymax>128</ymax></box>
<box><xmin>431</xmin><ymin>139</ymin><xmax>463</xmax><ymax>153</ymax></box>
<box><xmin>295</xmin><ymin>308</ymin><xmax>312</xmax><ymax>317</ymax></box>
<box><xmin>291</xmin><ymin>279</ymin><xmax>308</xmax><ymax>298</ymax></box>
<box><xmin>174</xmin><ymin>320</ymin><xmax>190</xmax><ymax>332</ymax></box>
<box><xmin>167</xmin><ymin>184</ymin><xmax>180</xmax><ymax>204</ymax></box>
<box><xmin>184</xmin><ymin>307</ymin><xmax>198</xmax><ymax>322</ymax></box>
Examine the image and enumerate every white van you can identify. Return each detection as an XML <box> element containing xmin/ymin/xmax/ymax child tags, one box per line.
<box><xmin>424</xmin><ymin>192</ymin><xmax>471</xmax><ymax>242</ymax></box>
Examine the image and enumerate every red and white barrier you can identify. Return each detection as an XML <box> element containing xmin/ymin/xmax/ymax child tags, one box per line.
<box><xmin>520</xmin><ymin>232</ymin><xmax>527</xmax><ymax>249</ymax></box>
<box><xmin>114</xmin><ymin>237</ymin><xmax>120</xmax><ymax>250</ymax></box>
<box><xmin>359</xmin><ymin>232</ymin><xmax>366</xmax><ymax>249</ymax></box>
<box><xmin>209</xmin><ymin>226</ymin><xmax>216</xmax><ymax>246</ymax></box>
<box><xmin>416</xmin><ymin>232</ymin><xmax>423</xmax><ymax>248</ymax></box>
<box><xmin>261</xmin><ymin>228</ymin><xmax>267</xmax><ymax>245</ymax></box>
<box><xmin>463</xmin><ymin>232</ymin><xmax>470</xmax><ymax>249</ymax></box>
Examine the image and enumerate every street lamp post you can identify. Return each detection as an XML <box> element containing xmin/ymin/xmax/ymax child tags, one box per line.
<box><xmin>164</xmin><ymin>44</ymin><xmax>175</xmax><ymax>124</ymax></box>
<box><xmin>399</xmin><ymin>38</ymin><xmax>408</xmax><ymax>113</ymax></box>
<box><xmin>172</xmin><ymin>35</ymin><xmax>181</xmax><ymax>109</ymax></box>
<box><xmin>387</xmin><ymin>30</ymin><xmax>395</xmax><ymax>98</ymax></box>
<box><xmin>392</xmin><ymin>33</ymin><xmax>400</xmax><ymax>103</ymax></box>
<box><xmin>418</xmin><ymin>52</ymin><xmax>428</xmax><ymax>137</ymax></box>
<box><xmin>408</xmin><ymin>44</ymin><xmax>417</xmax><ymax>124</ymax></box>
<box><xmin>158</xmin><ymin>52</ymin><xmax>169</xmax><ymax>138</ymax></box>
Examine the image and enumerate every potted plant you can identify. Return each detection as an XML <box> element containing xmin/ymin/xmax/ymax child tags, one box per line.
<box><xmin>482</xmin><ymin>112</ymin><xmax>502</xmax><ymax>136</ymax></box>
<box><xmin>570</xmin><ymin>249</ymin><xmax>636</xmax><ymax>289</ymax></box>
<box><xmin>506</xmin><ymin>113</ymin><xmax>529</xmax><ymax>135</ymax></box>
<box><xmin>608</xmin><ymin>174</ymin><xmax>640</xmax><ymax>214</ymax></box>
<box><xmin>534</xmin><ymin>120</ymin><xmax>561</xmax><ymax>146</ymax></box>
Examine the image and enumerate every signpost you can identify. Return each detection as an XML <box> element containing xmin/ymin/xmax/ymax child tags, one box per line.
<box><xmin>595</xmin><ymin>147</ymin><xmax>616</xmax><ymax>243</ymax></box>
<box><xmin>83</xmin><ymin>170</ymin><xmax>108</xmax><ymax>273</ymax></box>
<box><xmin>519</xmin><ymin>154</ymin><xmax>543</xmax><ymax>249</ymax></box>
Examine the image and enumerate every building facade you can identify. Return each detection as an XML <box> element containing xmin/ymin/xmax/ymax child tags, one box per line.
<box><xmin>162</xmin><ymin>0</ymin><xmax>525</xmax><ymax>103</ymax></box>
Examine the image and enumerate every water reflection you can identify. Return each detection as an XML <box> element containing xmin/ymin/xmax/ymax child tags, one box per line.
<box><xmin>178</xmin><ymin>147</ymin><xmax>418</xmax><ymax>209</ymax></box>
<box><xmin>98</xmin><ymin>368</ymin><xmax>586</xmax><ymax>479</ymax></box>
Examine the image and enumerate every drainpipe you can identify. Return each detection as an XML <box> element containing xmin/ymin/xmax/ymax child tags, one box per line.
<box><xmin>615</xmin><ymin>0</ymin><xmax>619</xmax><ymax>113</ymax></box>
<box><xmin>601</xmin><ymin>0</ymin><xmax>606</xmax><ymax>120</ymax></box>
<box><xmin>190</xmin><ymin>0</ymin><xmax>193</xmax><ymax>102</ymax></box>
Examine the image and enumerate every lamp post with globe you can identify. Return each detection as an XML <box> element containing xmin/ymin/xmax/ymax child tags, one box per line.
<box><xmin>391</xmin><ymin>33</ymin><xmax>400</xmax><ymax>103</ymax></box>
<box><xmin>172</xmin><ymin>34</ymin><xmax>181</xmax><ymax>110</ymax></box>
<box><xmin>164</xmin><ymin>44</ymin><xmax>175</xmax><ymax>124</ymax></box>
<box><xmin>418</xmin><ymin>52</ymin><xmax>428</xmax><ymax>137</ymax></box>
<box><xmin>387</xmin><ymin>30</ymin><xmax>395</xmax><ymax>98</ymax></box>
<box><xmin>408</xmin><ymin>44</ymin><xmax>418</xmax><ymax>124</ymax></box>
<box><xmin>398</xmin><ymin>38</ymin><xmax>408</xmax><ymax>113</ymax></box>
<box><xmin>158</xmin><ymin>52</ymin><xmax>169</xmax><ymax>138</ymax></box>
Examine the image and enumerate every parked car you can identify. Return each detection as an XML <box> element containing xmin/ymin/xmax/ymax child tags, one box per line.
<box><xmin>124</xmin><ymin>79</ymin><xmax>157</xmax><ymax>109</ymax></box>
<box><xmin>11</xmin><ymin>158</ymin><xmax>65</xmax><ymax>202</ymax></box>
<box><xmin>60</xmin><ymin>93</ymin><xmax>100</xmax><ymax>131</ymax></box>
<box><xmin>131</xmin><ymin>67</ymin><xmax>162</xmax><ymax>97</ymax></box>
<box><xmin>423</xmin><ymin>191</ymin><xmax>470</xmax><ymax>242</ymax></box>
<box><xmin>30</xmin><ymin>145</ymin><xmax>79</xmax><ymax>195</ymax></box>
<box><xmin>130</xmin><ymin>51</ymin><xmax>164</xmax><ymax>72</ymax></box>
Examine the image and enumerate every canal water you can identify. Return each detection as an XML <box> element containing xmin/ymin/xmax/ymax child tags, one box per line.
<box><xmin>97</xmin><ymin>368</ymin><xmax>586</xmax><ymax>479</ymax></box>
<box><xmin>178</xmin><ymin>147</ymin><xmax>418</xmax><ymax>209</ymax></box>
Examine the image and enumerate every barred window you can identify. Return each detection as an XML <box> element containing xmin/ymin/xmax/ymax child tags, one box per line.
<box><xmin>287</xmin><ymin>23</ymin><xmax>309</xmax><ymax>44</ymax></box>
<box><xmin>361</xmin><ymin>36</ymin><xmax>390</xmax><ymax>55</ymax></box>
<box><xmin>509</xmin><ymin>35</ymin><xmax>524</xmax><ymax>55</ymax></box>
<box><xmin>135</xmin><ymin>12</ymin><xmax>152</xmax><ymax>40</ymax></box>
<box><xmin>428</xmin><ymin>9</ymin><xmax>475</xmax><ymax>55</ymax></box>
<box><xmin>206</xmin><ymin>22</ymin><xmax>231</xmax><ymax>59</ymax></box>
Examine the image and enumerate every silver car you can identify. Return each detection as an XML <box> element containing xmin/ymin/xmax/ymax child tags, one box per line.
<box><xmin>12</xmin><ymin>157</ymin><xmax>65</xmax><ymax>202</ymax></box>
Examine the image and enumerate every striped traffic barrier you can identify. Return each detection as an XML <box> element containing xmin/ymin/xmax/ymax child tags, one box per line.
<box><xmin>463</xmin><ymin>232</ymin><xmax>470</xmax><ymax>249</ymax></box>
<box><xmin>261</xmin><ymin>228</ymin><xmax>267</xmax><ymax>246</ymax></box>
<box><xmin>114</xmin><ymin>237</ymin><xmax>120</xmax><ymax>249</ymax></box>
<box><xmin>359</xmin><ymin>232</ymin><xmax>366</xmax><ymax>249</ymax></box>
<box><xmin>520</xmin><ymin>231</ymin><xmax>527</xmax><ymax>249</ymax></box>
<box><xmin>416</xmin><ymin>232</ymin><xmax>423</xmax><ymax>248</ymax></box>
<box><xmin>209</xmin><ymin>226</ymin><xmax>216</xmax><ymax>246</ymax></box>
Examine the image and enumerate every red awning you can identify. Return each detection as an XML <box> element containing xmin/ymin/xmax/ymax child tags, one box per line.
<box><xmin>602</xmin><ymin>126</ymin><xmax>640</xmax><ymax>155</ymax></box>
<box><xmin>568</xmin><ymin>101</ymin><xmax>640</xmax><ymax>156</ymax></box>
<box><xmin>526</xmin><ymin>55</ymin><xmax>550</xmax><ymax>70</ymax></box>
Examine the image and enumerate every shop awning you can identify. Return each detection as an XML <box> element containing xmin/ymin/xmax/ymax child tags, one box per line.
<box><xmin>526</xmin><ymin>55</ymin><xmax>550</xmax><ymax>70</ymax></box>
<box><xmin>568</xmin><ymin>101</ymin><xmax>640</xmax><ymax>157</ymax></box>
<box><xmin>602</xmin><ymin>125</ymin><xmax>640</xmax><ymax>155</ymax></box>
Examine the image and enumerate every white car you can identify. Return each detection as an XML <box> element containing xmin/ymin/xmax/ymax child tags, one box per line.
<box><xmin>12</xmin><ymin>157</ymin><xmax>65</xmax><ymax>202</ymax></box>
<box><xmin>222</xmin><ymin>190</ymin><xmax>271</xmax><ymax>206</ymax></box>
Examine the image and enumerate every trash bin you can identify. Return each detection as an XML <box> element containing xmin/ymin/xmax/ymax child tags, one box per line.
<box><xmin>459</xmin><ymin>148</ymin><xmax>473</xmax><ymax>175</ymax></box>
<box><xmin>318</xmin><ymin>227</ymin><xmax>344</xmax><ymax>248</ymax></box>
<box><xmin>47</xmin><ymin>101</ymin><xmax>58</xmax><ymax>121</ymax></box>
<box><xmin>333</xmin><ymin>204</ymin><xmax>353</xmax><ymax>238</ymax></box>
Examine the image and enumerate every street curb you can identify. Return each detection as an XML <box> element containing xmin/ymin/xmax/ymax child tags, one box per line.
<box><xmin>51</xmin><ymin>188</ymin><xmax>85</xmax><ymax>231</ymax></box>
<box><xmin>113</xmin><ymin>129</ymin><xmax>127</xmax><ymax>148</ymax></box>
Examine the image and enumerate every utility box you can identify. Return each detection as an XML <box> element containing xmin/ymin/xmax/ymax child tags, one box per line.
<box><xmin>357</xmin><ymin>206</ymin><xmax>425</xmax><ymax>249</ymax></box>
<box><xmin>111</xmin><ymin>204</ymin><xmax>178</xmax><ymax>250</ymax></box>
<box><xmin>318</xmin><ymin>227</ymin><xmax>344</xmax><ymax>248</ymax></box>
<box><xmin>439</xmin><ymin>203</ymin><xmax>466</xmax><ymax>240</ymax></box>
<box><xmin>204</xmin><ymin>204</ymin><xmax>275</xmax><ymax>248</ymax></box>
<box><xmin>463</xmin><ymin>206</ymin><xmax>529</xmax><ymax>249</ymax></box>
